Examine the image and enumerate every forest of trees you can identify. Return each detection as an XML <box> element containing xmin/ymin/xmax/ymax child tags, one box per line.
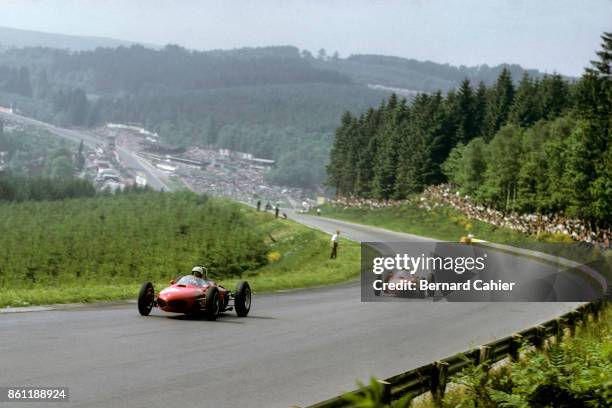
<box><xmin>313</xmin><ymin>53</ymin><xmax>547</xmax><ymax>93</ymax></box>
<box><xmin>0</xmin><ymin>65</ymin><xmax>32</xmax><ymax>97</ymax></box>
<box><xmin>0</xmin><ymin>45</ymin><xmax>364</xmax><ymax>131</ymax></box>
<box><xmin>327</xmin><ymin>32</ymin><xmax>611</xmax><ymax>226</ymax></box>
<box><xmin>0</xmin><ymin>172</ymin><xmax>96</xmax><ymax>202</ymax></box>
<box><xmin>0</xmin><ymin>125</ymin><xmax>83</xmax><ymax>178</ymax></box>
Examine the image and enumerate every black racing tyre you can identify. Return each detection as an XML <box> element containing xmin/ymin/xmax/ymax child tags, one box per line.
<box><xmin>204</xmin><ymin>286</ymin><xmax>220</xmax><ymax>321</ymax></box>
<box><xmin>234</xmin><ymin>281</ymin><xmax>251</xmax><ymax>317</ymax></box>
<box><xmin>138</xmin><ymin>282</ymin><xmax>155</xmax><ymax>316</ymax></box>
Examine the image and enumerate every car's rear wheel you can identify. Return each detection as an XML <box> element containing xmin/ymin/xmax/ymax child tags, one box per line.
<box><xmin>204</xmin><ymin>286</ymin><xmax>220</xmax><ymax>321</ymax></box>
<box><xmin>234</xmin><ymin>281</ymin><xmax>251</xmax><ymax>317</ymax></box>
<box><xmin>138</xmin><ymin>282</ymin><xmax>155</xmax><ymax>316</ymax></box>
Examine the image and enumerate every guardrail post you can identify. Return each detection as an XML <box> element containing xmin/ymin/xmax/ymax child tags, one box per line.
<box><xmin>378</xmin><ymin>380</ymin><xmax>391</xmax><ymax>405</ymax></box>
<box><xmin>534</xmin><ymin>325</ymin><xmax>547</xmax><ymax>350</ymax></box>
<box><xmin>554</xmin><ymin>317</ymin><xmax>565</xmax><ymax>343</ymax></box>
<box><xmin>578</xmin><ymin>307</ymin><xmax>588</xmax><ymax>331</ymax></box>
<box><xmin>591</xmin><ymin>301</ymin><xmax>601</xmax><ymax>322</ymax></box>
<box><xmin>509</xmin><ymin>334</ymin><xmax>522</xmax><ymax>361</ymax></box>
<box><xmin>567</xmin><ymin>312</ymin><xmax>578</xmax><ymax>337</ymax></box>
<box><xmin>476</xmin><ymin>345</ymin><xmax>490</xmax><ymax>365</ymax></box>
<box><xmin>430</xmin><ymin>361</ymin><xmax>449</xmax><ymax>407</ymax></box>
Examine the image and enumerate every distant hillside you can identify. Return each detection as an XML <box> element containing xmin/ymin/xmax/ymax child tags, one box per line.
<box><xmin>0</xmin><ymin>26</ymin><xmax>156</xmax><ymax>51</ymax></box>
<box><xmin>314</xmin><ymin>54</ymin><xmax>558</xmax><ymax>93</ymax></box>
<box><xmin>0</xmin><ymin>44</ymin><xmax>386</xmax><ymax>189</ymax></box>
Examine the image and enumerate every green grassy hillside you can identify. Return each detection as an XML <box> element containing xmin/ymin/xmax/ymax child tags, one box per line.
<box><xmin>319</xmin><ymin>198</ymin><xmax>536</xmax><ymax>244</ymax></box>
<box><xmin>0</xmin><ymin>191</ymin><xmax>359</xmax><ymax>307</ymax></box>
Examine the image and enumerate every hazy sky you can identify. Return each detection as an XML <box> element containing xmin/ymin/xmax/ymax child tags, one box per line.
<box><xmin>0</xmin><ymin>0</ymin><xmax>610</xmax><ymax>76</ymax></box>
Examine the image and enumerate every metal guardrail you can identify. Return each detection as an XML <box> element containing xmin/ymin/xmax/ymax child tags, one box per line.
<box><xmin>306</xmin><ymin>300</ymin><xmax>608</xmax><ymax>408</ymax></box>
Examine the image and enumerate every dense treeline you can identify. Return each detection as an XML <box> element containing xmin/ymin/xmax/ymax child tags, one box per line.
<box><xmin>0</xmin><ymin>45</ymin><xmax>349</xmax><ymax>94</ymax></box>
<box><xmin>0</xmin><ymin>191</ymin><xmax>269</xmax><ymax>288</ymax></box>
<box><xmin>327</xmin><ymin>73</ymin><xmax>571</xmax><ymax>197</ymax></box>
<box><xmin>0</xmin><ymin>126</ymin><xmax>81</xmax><ymax>178</ymax></box>
<box><xmin>327</xmin><ymin>32</ymin><xmax>611</xmax><ymax>226</ymax></box>
<box><xmin>314</xmin><ymin>53</ymin><xmax>547</xmax><ymax>93</ymax></box>
<box><xmin>0</xmin><ymin>173</ymin><xmax>96</xmax><ymax>202</ymax></box>
<box><xmin>0</xmin><ymin>45</ymin><xmax>358</xmax><ymax>129</ymax></box>
<box><xmin>0</xmin><ymin>65</ymin><xmax>32</xmax><ymax>97</ymax></box>
<box><xmin>53</xmin><ymin>45</ymin><xmax>349</xmax><ymax>93</ymax></box>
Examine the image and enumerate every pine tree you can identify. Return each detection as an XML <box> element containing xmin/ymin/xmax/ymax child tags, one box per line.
<box><xmin>473</xmin><ymin>81</ymin><xmax>488</xmax><ymax>137</ymax></box>
<box><xmin>423</xmin><ymin>92</ymin><xmax>453</xmax><ymax>185</ymax></box>
<box><xmin>509</xmin><ymin>73</ymin><xmax>541</xmax><ymax>127</ymax></box>
<box><xmin>588</xmin><ymin>31</ymin><xmax>612</xmax><ymax>76</ymax></box>
<box><xmin>483</xmin><ymin>68</ymin><xmax>514</xmax><ymax>140</ymax></box>
<box><xmin>354</xmin><ymin>108</ymin><xmax>382</xmax><ymax>197</ymax></box>
<box><xmin>326</xmin><ymin>111</ymin><xmax>353</xmax><ymax>194</ymax></box>
<box><xmin>539</xmin><ymin>74</ymin><xmax>570</xmax><ymax>120</ymax></box>
<box><xmin>394</xmin><ymin>124</ymin><xmax>426</xmax><ymax>197</ymax></box>
<box><xmin>371</xmin><ymin>96</ymin><xmax>400</xmax><ymax>199</ymax></box>
<box><xmin>572</xmin><ymin>32</ymin><xmax>612</xmax><ymax>225</ymax></box>
<box><xmin>454</xmin><ymin>79</ymin><xmax>478</xmax><ymax>144</ymax></box>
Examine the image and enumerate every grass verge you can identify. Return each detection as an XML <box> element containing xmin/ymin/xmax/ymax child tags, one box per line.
<box><xmin>0</xmin><ymin>225</ymin><xmax>359</xmax><ymax>308</ymax></box>
<box><xmin>318</xmin><ymin>199</ymin><xmax>540</xmax><ymax>244</ymax></box>
<box><xmin>0</xmin><ymin>198</ymin><xmax>359</xmax><ymax>308</ymax></box>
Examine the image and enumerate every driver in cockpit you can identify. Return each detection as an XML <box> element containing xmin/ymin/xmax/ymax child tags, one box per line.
<box><xmin>191</xmin><ymin>266</ymin><xmax>206</xmax><ymax>279</ymax></box>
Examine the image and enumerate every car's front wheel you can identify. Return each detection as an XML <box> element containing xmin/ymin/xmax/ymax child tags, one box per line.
<box><xmin>138</xmin><ymin>282</ymin><xmax>155</xmax><ymax>316</ymax></box>
<box><xmin>234</xmin><ymin>281</ymin><xmax>251</xmax><ymax>317</ymax></box>
<box><xmin>204</xmin><ymin>286</ymin><xmax>220</xmax><ymax>321</ymax></box>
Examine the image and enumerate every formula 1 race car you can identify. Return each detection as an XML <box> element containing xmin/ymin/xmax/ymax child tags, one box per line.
<box><xmin>137</xmin><ymin>275</ymin><xmax>251</xmax><ymax>320</ymax></box>
<box><xmin>374</xmin><ymin>269</ymin><xmax>433</xmax><ymax>299</ymax></box>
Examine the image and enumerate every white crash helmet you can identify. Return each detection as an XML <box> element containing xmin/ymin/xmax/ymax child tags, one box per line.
<box><xmin>191</xmin><ymin>266</ymin><xmax>206</xmax><ymax>278</ymax></box>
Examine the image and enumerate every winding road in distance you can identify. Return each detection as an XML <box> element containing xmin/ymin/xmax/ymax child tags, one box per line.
<box><xmin>0</xmin><ymin>112</ymin><xmax>172</xmax><ymax>191</ymax></box>
<box><xmin>0</xmin><ymin>114</ymin><xmax>586</xmax><ymax>407</ymax></box>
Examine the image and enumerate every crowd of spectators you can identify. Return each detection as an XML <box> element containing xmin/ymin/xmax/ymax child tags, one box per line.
<box><xmin>92</xmin><ymin>126</ymin><xmax>309</xmax><ymax>207</ymax></box>
<box><xmin>422</xmin><ymin>185</ymin><xmax>609</xmax><ymax>249</ymax></box>
<box><xmin>330</xmin><ymin>196</ymin><xmax>405</xmax><ymax>210</ymax></box>
<box><xmin>179</xmin><ymin>147</ymin><xmax>306</xmax><ymax>207</ymax></box>
<box><xmin>330</xmin><ymin>185</ymin><xmax>610</xmax><ymax>250</ymax></box>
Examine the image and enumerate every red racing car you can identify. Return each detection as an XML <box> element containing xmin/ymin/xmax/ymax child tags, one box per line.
<box><xmin>137</xmin><ymin>274</ymin><xmax>251</xmax><ymax>320</ymax></box>
<box><xmin>374</xmin><ymin>269</ymin><xmax>434</xmax><ymax>299</ymax></box>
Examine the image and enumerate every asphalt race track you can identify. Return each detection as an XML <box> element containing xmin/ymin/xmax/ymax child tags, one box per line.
<box><xmin>0</xmin><ymin>213</ymin><xmax>581</xmax><ymax>408</ymax></box>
